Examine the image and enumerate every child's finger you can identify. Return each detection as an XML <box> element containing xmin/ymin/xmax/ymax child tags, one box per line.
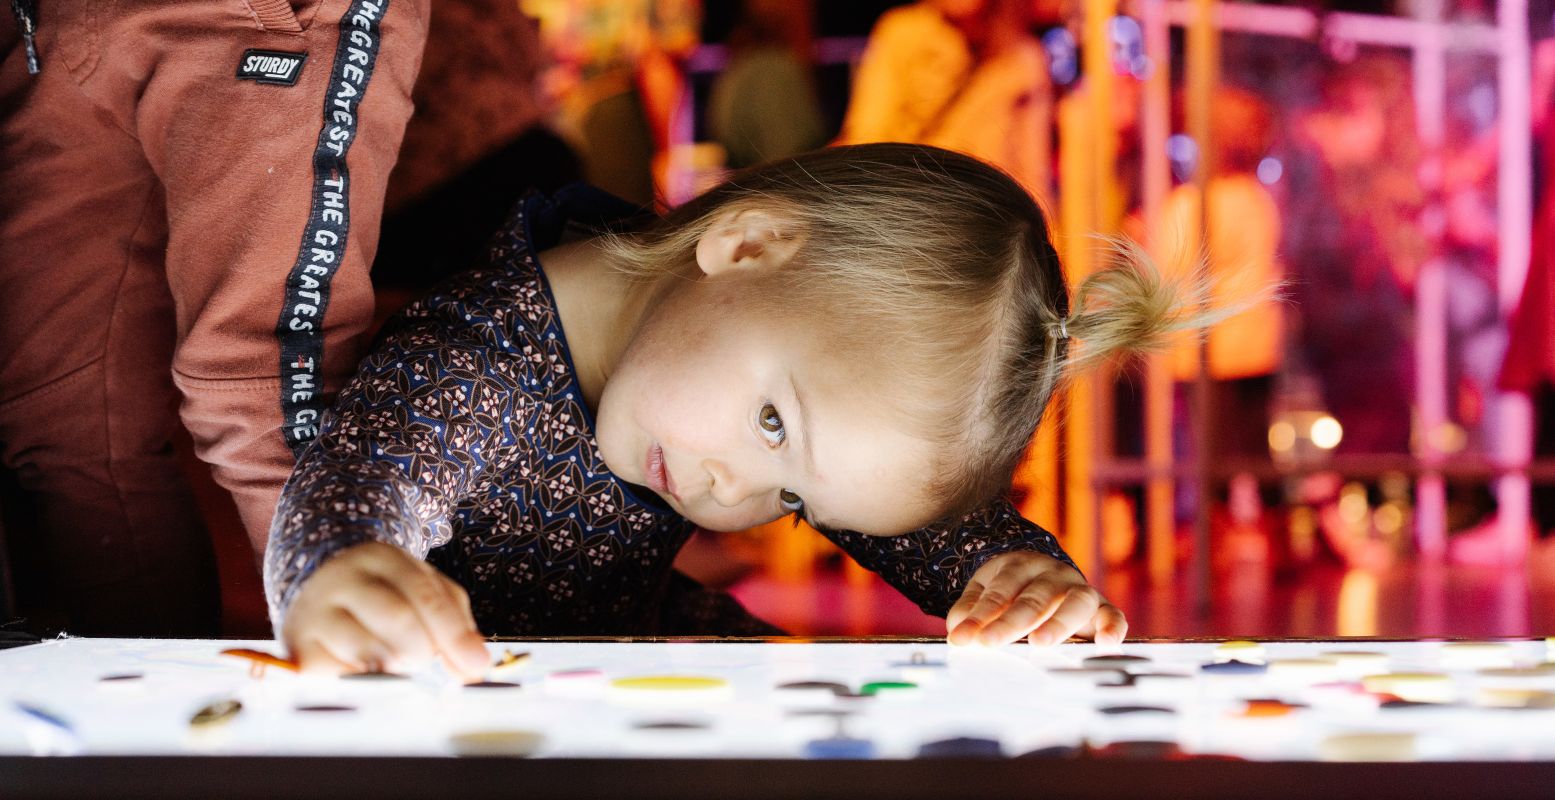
<box><xmin>396</xmin><ymin>570</ymin><xmax>487</xmax><ymax>677</ymax></box>
<box><xmin>946</xmin><ymin>557</ymin><xmax>1008</xmax><ymax>634</ymax></box>
<box><xmin>948</xmin><ymin>554</ymin><xmax>1064</xmax><ymax>637</ymax></box>
<box><xmin>337</xmin><ymin>578</ymin><xmax>439</xmax><ymax>666</ymax></box>
<box><xmin>302</xmin><ymin>606</ymin><xmax>394</xmax><ymax>674</ymax></box>
<box><xmin>423</xmin><ymin>567</ymin><xmax>490</xmax><ymax>676</ymax></box>
<box><xmin>975</xmin><ymin>586</ymin><xmax>1068</xmax><ymax>646</ymax></box>
<box><xmin>945</xmin><ymin>578</ymin><xmax>986</xmax><ymax>636</ymax></box>
<box><xmin>1092</xmin><ymin>604</ymin><xmax>1129</xmax><ymax>646</ymax></box>
<box><xmin>363</xmin><ymin>549</ymin><xmax>487</xmax><ymax>676</ymax></box>
<box><xmin>291</xmin><ymin>636</ymin><xmax>356</xmax><ymax>677</ymax></box>
<box><xmin>1025</xmin><ymin>588</ymin><xmax>1103</xmax><ymax>647</ymax></box>
<box><xmin>948</xmin><ymin>573</ymin><xmax>1024</xmax><ymax>645</ymax></box>
<box><xmin>1074</xmin><ymin>599</ymin><xmax>1129</xmax><ymax>642</ymax></box>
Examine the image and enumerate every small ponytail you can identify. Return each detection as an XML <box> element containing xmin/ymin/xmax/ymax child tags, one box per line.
<box><xmin>1056</xmin><ymin>236</ymin><xmax>1247</xmax><ymax>374</ymax></box>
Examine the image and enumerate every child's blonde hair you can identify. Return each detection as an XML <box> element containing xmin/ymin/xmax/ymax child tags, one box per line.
<box><xmin>602</xmin><ymin>143</ymin><xmax>1220</xmax><ymax>526</ymax></box>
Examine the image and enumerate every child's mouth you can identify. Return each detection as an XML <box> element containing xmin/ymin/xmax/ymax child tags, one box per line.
<box><xmin>645</xmin><ymin>443</ymin><xmax>678</xmax><ymax>501</ymax></box>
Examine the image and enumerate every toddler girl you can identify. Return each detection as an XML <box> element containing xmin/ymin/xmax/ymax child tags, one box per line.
<box><xmin>265</xmin><ymin>144</ymin><xmax>1212</xmax><ymax>676</ymax></box>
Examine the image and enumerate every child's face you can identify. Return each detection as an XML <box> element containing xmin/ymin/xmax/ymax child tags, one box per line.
<box><xmin>593</xmin><ymin>215</ymin><xmax>943</xmax><ymax>536</ymax></box>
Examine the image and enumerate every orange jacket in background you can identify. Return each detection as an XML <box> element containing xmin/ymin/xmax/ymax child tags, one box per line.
<box><xmin>836</xmin><ymin>3</ymin><xmax>1053</xmax><ymax>209</ymax></box>
<box><xmin>1151</xmin><ymin>175</ymin><xmax>1285</xmax><ymax>381</ymax></box>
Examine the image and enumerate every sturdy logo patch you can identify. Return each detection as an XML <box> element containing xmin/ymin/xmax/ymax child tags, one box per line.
<box><xmin>236</xmin><ymin>49</ymin><xmax>307</xmax><ymax>86</ymax></box>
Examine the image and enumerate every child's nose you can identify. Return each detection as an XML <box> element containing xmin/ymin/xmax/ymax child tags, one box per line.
<box><xmin>703</xmin><ymin>459</ymin><xmax>757</xmax><ymax>508</ymax></box>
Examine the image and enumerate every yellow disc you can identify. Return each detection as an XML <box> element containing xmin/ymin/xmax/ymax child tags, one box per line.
<box><xmin>1476</xmin><ymin>688</ymin><xmax>1555</xmax><ymax>709</ymax></box>
<box><xmin>1267</xmin><ymin>658</ymin><xmax>1340</xmax><ymax>681</ymax></box>
<box><xmin>1478</xmin><ymin>664</ymin><xmax>1555</xmax><ymax>681</ymax></box>
<box><xmin>1319</xmin><ymin>733</ymin><xmax>1418</xmax><ymax>762</ymax></box>
<box><xmin>1213</xmin><ymin>640</ymin><xmax>1266</xmax><ymax>663</ymax></box>
<box><xmin>1363</xmin><ymin>672</ymin><xmax>1453</xmax><ymax>704</ymax></box>
<box><xmin>611</xmin><ymin>675</ymin><xmax>729</xmax><ymax>692</ymax></box>
<box><xmin>1322</xmin><ymin>651</ymin><xmax>1390</xmax><ymax>675</ymax></box>
<box><xmin>189</xmin><ymin>699</ymin><xmax>242</xmax><ymax>728</ymax></box>
<box><xmin>449</xmin><ymin>729</ymin><xmax>544</xmax><ymax>757</ymax></box>
<box><xmin>490</xmin><ymin>649</ymin><xmax>532</xmax><ymax>675</ymax></box>
<box><xmin>1441</xmin><ymin>641</ymin><xmax>1514</xmax><ymax>669</ymax></box>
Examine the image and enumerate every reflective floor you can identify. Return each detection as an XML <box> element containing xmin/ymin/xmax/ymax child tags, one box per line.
<box><xmin>731</xmin><ymin>546</ymin><xmax>1555</xmax><ymax>640</ymax></box>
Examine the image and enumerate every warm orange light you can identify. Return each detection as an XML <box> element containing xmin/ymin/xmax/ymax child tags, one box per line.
<box><xmin>1374</xmin><ymin>502</ymin><xmax>1405</xmax><ymax>536</ymax></box>
<box><xmin>1337</xmin><ymin>568</ymin><xmax>1379</xmax><ymax>637</ymax></box>
<box><xmin>1311</xmin><ymin>415</ymin><xmax>1344</xmax><ymax>450</ymax></box>
<box><xmin>1268</xmin><ymin>420</ymin><xmax>1297</xmax><ymax>453</ymax></box>
<box><xmin>1338</xmin><ymin>483</ymin><xmax>1369</xmax><ymax>526</ymax></box>
<box><xmin>1430</xmin><ymin>422</ymin><xmax>1468</xmax><ymax>454</ymax></box>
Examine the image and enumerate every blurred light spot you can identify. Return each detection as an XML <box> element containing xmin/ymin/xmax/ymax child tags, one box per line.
<box><xmin>1289</xmin><ymin>506</ymin><xmax>1317</xmax><ymax>561</ymax></box>
<box><xmin>1338</xmin><ymin>482</ymin><xmax>1369</xmax><ymax>525</ymax></box>
<box><xmin>1109</xmin><ymin>15</ymin><xmax>1142</xmax><ymax>46</ymax></box>
<box><xmin>1311</xmin><ymin>415</ymin><xmax>1343</xmax><ymax>450</ymax></box>
<box><xmin>1431</xmin><ymin>421</ymin><xmax>1468</xmax><ymax>454</ymax></box>
<box><xmin>1378</xmin><ymin>471</ymin><xmax>1410</xmax><ymax>501</ymax></box>
<box><xmin>1109</xmin><ymin>16</ymin><xmax>1144</xmax><ymax>76</ymax></box>
<box><xmin>1129</xmin><ymin>54</ymin><xmax>1152</xmax><ymax>80</ymax></box>
<box><xmin>1268</xmin><ymin>420</ymin><xmax>1297</xmax><ymax>453</ymax></box>
<box><xmin>1043</xmin><ymin>28</ymin><xmax>1078</xmax><ymax>86</ymax></box>
<box><xmin>1256</xmin><ymin>156</ymin><xmax>1283</xmax><ymax>185</ymax></box>
<box><xmin>1374</xmin><ymin>502</ymin><xmax>1405</xmax><ymax>536</ymax></box>
<box><xmin>1168</xmin><ymin>134</ymin><xmax>1197</xmax><ymax>182</ymax></box>
<box><xmin>1337</xmin><ymin>569</ymin><xmax>1378</xmax><ymax>637</ymax></box>
<box><xmin>1467</xmin><ymin>84</ymin><xmax>1497</xmax><ymax>128</ymax></box>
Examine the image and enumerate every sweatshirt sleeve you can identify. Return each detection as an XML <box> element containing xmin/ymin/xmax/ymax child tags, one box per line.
<box><xmin>263</xmin><ymin>268</ymin><xmax>528</xmax><ymax>628</ymax></box>
<box><xmin>89</xmin><ymin>0</ymin><xmax>430</xmax><ymax>551</ymax></box>
<box><xmin>818</xmin><ymin>499</ymin><xmax>1079</xmax><ymax>618</ymax></box>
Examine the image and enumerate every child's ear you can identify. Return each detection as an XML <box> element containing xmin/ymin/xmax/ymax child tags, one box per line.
<box><xmin>694</xmin><ymin>209</ymin><xmax>803</xmax><ymax>278</ymax></box>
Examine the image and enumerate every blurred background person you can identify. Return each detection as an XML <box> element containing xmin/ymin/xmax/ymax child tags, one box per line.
<box><xmin>1151</xmin><ymin>86</ymin><xmax>1284</xmax><ymax>568</ymax></box>
<box><xmin>835</xmin><ymin>0</ymin><xmax>1054</xmax><ymax>208</ymax></box>
<box><xmin>526</xmin><ymin>0</ymin><xmax>703</xmax><ymax>208</ymax></box>
<box><xmin>1494</xmin><ymin>19</ymin><xmax>1555</xmax><ymax>552</ymax></box>
<box><xmin>1284</xmin><ymin>55</ymin><xmax>1428</xmax><ymax>458</ymax></box>
<box><xmin>707</xmin><ymin>0</ymin><xmax>827</xmax><ymax>170</ymax></box>
<box><xmin>1280</xmin><ymin>55</ymin><xmax>1430</xmax><ymax>570</ymax></box>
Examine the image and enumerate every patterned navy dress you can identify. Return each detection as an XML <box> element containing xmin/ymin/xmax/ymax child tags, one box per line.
<box><xmin>264</xmin><ymin>187</ymin><xmax>1076</xmax><ymax>636</ymax></box>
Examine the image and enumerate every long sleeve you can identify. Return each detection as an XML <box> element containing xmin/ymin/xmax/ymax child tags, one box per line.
<box><xmin>79</xmin><ymin>0</ymin><xmax>431</xmax><ymax>550</ymax></box>
<box><xmin>263</xmin><ymin>266</ymin><xmax>533</xmax><ymax>627</ymax></box>
<box><xmin>820</xmin><ymin>499</ymin><xmax>1078</xmax><ymax>618</ymax></box>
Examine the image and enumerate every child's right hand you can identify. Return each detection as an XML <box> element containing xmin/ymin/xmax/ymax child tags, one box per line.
<box><xmin>281</xmin><ymin>541</ymin><xmax>490</xmax><ymax>680</ymax></box>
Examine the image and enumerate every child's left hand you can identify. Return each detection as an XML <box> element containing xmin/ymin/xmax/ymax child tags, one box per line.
<box><xmin>946</xmin><ymin>551</ymin><xmax>1127</xmax><ymax>647</ymax></box>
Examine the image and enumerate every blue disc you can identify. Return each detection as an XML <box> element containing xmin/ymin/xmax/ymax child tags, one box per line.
<box><xmin>916</xmin><ymin>736</ymin><xmax>1005</xmax><ymax>758</ymax></box>
<box><xmin>1200</xmin><ymin>660</ymin><xmax>1267</xmax><ymax>675</ymax></box>
<box><xmin>804</xmin><ymin>737</ymin><xmax>877</xmax><ymax>759</ymax></box>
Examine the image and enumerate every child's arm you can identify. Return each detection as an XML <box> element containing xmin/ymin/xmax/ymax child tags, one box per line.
<box><xmin>818</xmin><ymin>498</ymin><xmax>1126</xmax><ymax>646</ymax></box>
<box><xmin>264</xmin><ymin>268</ymin><xmax>532</xmax><ymax>675</ymax></box>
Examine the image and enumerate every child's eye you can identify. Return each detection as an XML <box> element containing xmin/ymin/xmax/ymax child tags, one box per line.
<box><xmin>779</xmin><ymin>488</ymin><xmax>805</xmax><ymax>514</ymax></box>
<box><xmin>758</xmin><ymin>402</ymin><xmax>786</xmax><ymax>446</ymax></box>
